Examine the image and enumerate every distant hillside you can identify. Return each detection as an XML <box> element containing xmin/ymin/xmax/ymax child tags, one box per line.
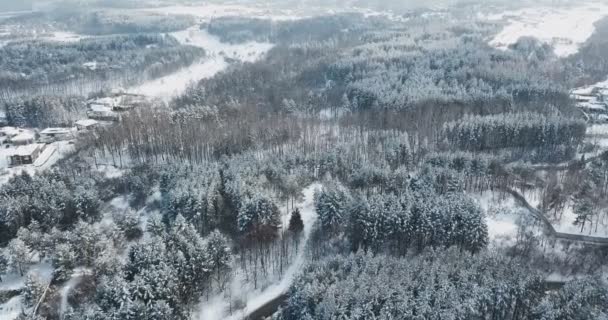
<box><xmin>0</xmin><ymin>1</ymin><xmax>32</xmax><ymax>12</ymax></box>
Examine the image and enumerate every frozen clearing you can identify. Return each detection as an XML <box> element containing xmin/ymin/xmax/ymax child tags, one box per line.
<box><xmin>473</xmin><ymin>191</ymin><xmax>523</xmax><ymax>247</ymax></box>
<box><xmin>487</xmin><ymin>1</ymin><xmax>608</xmax><ymax>57</ymax></box>
<box><xmin>128</xmin><ymin>28</ymin><xmax>273</xmax><ymax>99</ymax></box>
<box><xmin>198</xmin><ymin>183</ymin><xmax>321</xmax><ymax>320</ymax></box>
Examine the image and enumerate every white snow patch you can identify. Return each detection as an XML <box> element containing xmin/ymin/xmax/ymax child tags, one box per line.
<box><xmin>487</xmin><ymin>2</ymin><xmax>608</xmax><ymax>57</ymax></box>
<box><xmin>0</xmin><ymin>262</ymin><xmax>54</xmax><ymax>292</ymax></box>
<box><xmin>95</xmin><ymin>164</ymin><xmax>126</xmax><ymax>179</ymax></box>
<box><xmin>473</xmin><ymin>191</ymin><xmax>523</xmax><ymax>247</ymax></box>
<box><xmin>45</xmin><ymin>31</ymin><xmax>85</xmax><ymax>43</ymax></box>
<box><xmin>0</xmin><ymin>296</ymin><xmax>24</xmax><ymax>320</ymax></box>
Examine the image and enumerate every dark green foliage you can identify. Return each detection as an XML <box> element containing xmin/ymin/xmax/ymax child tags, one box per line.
<box><xmin>315</xmin><ymin>174</ymin><xmax>488</xmax><ymax>254</ymax></box>
<box><xmin>4</xmin><ymin>96</ymin><xmax>86</xmax><ymax>128</ymax></box>
<box><xmin>443</xmin><ymin>112</ymin><xmax>586</xmax><ymax>151</ymax></box>
<box><xmin>281</xmin><ymin>250</ymin><xmax>547</xmax><ymax>320</ymax></box>
<box><xmin>288</xmin><ymin>209</ymin><xmax>304</xmax><ymax>234</ymax></box>
<box><xmin>532</xmin><ymin>277</ymin><xmax>608</xmax><ymax>320</ymax></box>
<box><xmin>0</xmin><ymin>171</ymin><xmax>101</xmax><ymax>244</ymax></box>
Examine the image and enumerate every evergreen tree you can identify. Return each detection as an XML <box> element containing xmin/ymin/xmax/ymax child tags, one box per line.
<box><xmin>52</xmin><ymin>243</ymin><xmax>76</xmax><ymax>281</ymax></box>
<box><xmin>288</xmin><ymin>209</ymin><xmax>304</xmax><ymax>234</ymax></box>
<box><xmin>7</xmin><ymin>238</ymin><xmax>30</xmax><ymax>276</ymax></box>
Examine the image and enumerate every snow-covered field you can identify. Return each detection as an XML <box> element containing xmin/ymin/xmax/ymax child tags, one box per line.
<box><xmin>129</xmin><ymin>27</ymin><xmax>273</xmax><ymax>99</ymax></box>
<box><xmin>473</xmin><ymin>191</ymin><xmax>527</xmax><ymax>247</ymax></box>
<box><xmin>197</xmin><ymin>183</ymin><xmax>321</xmax><ymax>320</ymax></box>
<box><xmin>487</xmin><ymin>1</ymin><xmax>608</xmax><ymax>57</ymax></box>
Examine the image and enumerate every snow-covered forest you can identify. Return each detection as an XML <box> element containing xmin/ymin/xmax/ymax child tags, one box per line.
<box><xmin>2</xmin><ymin>0</ymin><xmax>608</xmax><ymax>319</ymax></box>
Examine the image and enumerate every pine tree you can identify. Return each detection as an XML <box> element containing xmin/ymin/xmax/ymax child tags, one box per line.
<box><xmin>114</xmin><ymin>209</ymin><xmax>142</xmax><ymax>240</ymax></box>
<box><xmin>205</xmin><ymin>230</ymin><xmax>232</xmax><ymax>290</ymax></box>
<box><xmin>52</xmin><ymin>243</ymin><xmax>76</xmax><ymax>281</ymax></box>
<box><xmin>288</xmin><ymin>209</ymin><xmax>304</xmax><ymax>234</ymax></box>
<box><xmin>7</xmin><ymin>238</ymin><xmax>30</xmax><ymax>276</ymax></box>
<box><xmin>0</xmin><ymin>254</ymin><xmax>7</xmax><ymax>282</ymax></box>
<box><xmin>146</xmin><ymin>212</ymin><xmax>165</xmax><ymax>238</ymax></box>
<box><xmin>23</xmin><ymin>272</ymin><xmax>46</xmax><ymax>308</ymax></box>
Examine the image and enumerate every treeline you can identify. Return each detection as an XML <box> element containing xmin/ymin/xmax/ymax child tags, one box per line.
<box><xmin>1</xmin><ymin>9</ymin><xmax>196</xmax><ymax>36</ymax></box>
<box><xmin>0</xmin><ymin>33</ymin><xmax>204</xmax><ymax>96</ymax></box>
<box><xmin>92</xmin><ymin>107</ymin><xmax>425</xmax><ymax>168</ymax></box>
<box><xmin>4</xmin><ymin>95</ymin><xmax>87</xmax><ymax>127</ymax></box>
<box><xmin>279</xmin><ymin>250</ymin><xmax>608</xmax><ymax>320</ymax></box>
<box><xmin>443</xmin><ymin>112</ymin><xmax>586</xmax><ymax>151</ymax></box>
<box><xmin>62</xmin><ymin>10</ymin><xmax>196</xmax><ymax>35</ymax></box>
<box><xmin>313</xmin><ymin>175</ymin><xmax>488</xmax><ymax>255</ymax></box>
<box><xmin>207</xmin><ymin>14</ymin><xmax>388</xmax><ymax>44</ymax></box>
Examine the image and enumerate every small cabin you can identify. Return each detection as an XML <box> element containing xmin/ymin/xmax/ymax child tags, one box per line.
<box><xmin>9</xmin><ymin>144</ymin><xmax>45</xmax><ymax>166</ymax></box>
<box><xmin>10</xmin><ymin>131</ymin><xmax>35</xmax><ymax>145</ymax></box>
<box><xmin>40</xmin><ymin>127</ymin><xmax>74</xmax><ymax>142</ymax></box>
<box><xmin>75</xmin><ymin>119</ymin><xmax>99</xmax><ymax>131</ymax></box>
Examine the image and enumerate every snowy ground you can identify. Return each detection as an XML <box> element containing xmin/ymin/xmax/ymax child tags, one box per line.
<box><xmin>519</xmin><ymin>187</ymin><xmax>608</xmax><ymax>238</ymax></box>
<box><xmin>473</xmin><ymin>191</ymin><xmax>527</xmax><ymax>248</ymax></box>
<box><xmin>572</xmin><ymin>78</ymin><xmax>608</xmax><ymax>96</ymax></box>
<box><xmin>128</xmin><ymin>27</ymin><xmax>273</xmax><ymax>99</ymax></box>
<box><xmin>197</xmin><ymin>183</ymin><xmax>321</xmax><ymax>320</ymax></box>
<box><xmin>0</xmin><ymin>262</ymin><xmax>54</xmax><ymax>320</ymax></box>
<box><xmin>486</xmin><ymin>1</ymin><xmax>608</xmax><ymax>57</ymax></box>
<box><xmin>554</xmin><ymin>206</ymin><xmax>608</xmax><ymax>237</ymax></box>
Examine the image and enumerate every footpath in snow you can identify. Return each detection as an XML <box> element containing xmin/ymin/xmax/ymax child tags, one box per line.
<box><xmin>198</xmin><ymin>183</ymin><xmax>321</xmax><ymax>320</ymax></box>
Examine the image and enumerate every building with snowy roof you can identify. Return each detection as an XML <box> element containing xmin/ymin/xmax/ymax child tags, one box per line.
<box><xmin>10</xmin><ymin>131</ymin><xmax>35</xmax><ymax>145</ymax></box>
<box><xmin>0</xmin><ymin>126</ymin><xmax>20</xmax><ymax>138</ymax></box>
<box><xmin>39</xmin><ymin>127</ymin><xmax>75</xmax><ymax>142</ymax></box>
<box><xmin>75</xmin><ymin>119</ymin><xmax>99</xmax><ymax>130</ymax></box>
<box><xmin>8</xmin><ymin>144</ymin><xmax>46</xmax><ymax>166</ymax></box>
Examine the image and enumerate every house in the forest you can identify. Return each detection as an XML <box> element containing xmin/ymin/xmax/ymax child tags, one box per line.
<box><xmin>10</xmin><ymin>131</ymin><xmax>35</xmax><ymax>145</ymax></box>
<box><xmin>39</xmin><ymin>127</ymin><xmax>75</xmax><ymax>142</ymax></box>
<box><xmin>8</xmin><ymin>144</ymin><xmax>45</xmax><ymax>166</ymax></box>
<box><xmin>75</xmin><ymin>119</ymin><xmax>99</xmax><ymax>131</ymax></box>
